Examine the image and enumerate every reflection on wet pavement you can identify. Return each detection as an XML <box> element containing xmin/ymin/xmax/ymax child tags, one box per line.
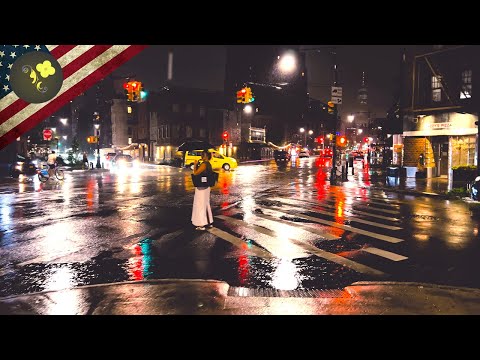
<box><xmin>1</xmin><ymin>158</ymin><xmax>480</xmax><ymax>298</ymax></box>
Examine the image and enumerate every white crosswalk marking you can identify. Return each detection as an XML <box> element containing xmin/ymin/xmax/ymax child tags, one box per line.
<box><xmin>207</xmin><ymin>227</ymin><xmax>272</xmax><ymax>259</ymax></box>
<box><xmin>361</xmin><ymin>247</ymin><xmax>408</xmax><ymax>261</ymax></box>
<box><xmin>260</xmin><ymin>206</ymin><xmax>405</xmax><ymax>244</ymax></box>
<box><xmin>215</xmin><ymin>216</ymin><xmax>310</xmax><ymax>260</ymax></box>
<box><xmin>215</xmin><ymin>214</ymin><xmax>386</xmax><ymax>277</ymax></box>
<box><xmin>268</xmin><ymin>196</ymin><xmax>401</xmax><ymax>222</ymax></box>
<box><xmin>264</xmin><ymin>199</ymin><xmax>402</xmax><ymax>230</ymax></box>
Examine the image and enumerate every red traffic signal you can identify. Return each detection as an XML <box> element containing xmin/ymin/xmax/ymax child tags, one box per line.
<box><xmin>222</xmin><ymin>131</ymin><xmax>229</xmax><ymax>141</ymax></box>
<box><xmin>336</xmin><ymin>135</ymin><xmax>347</xmax><ymax>147</ymax></box>
<box><xmin>364</xmin><ymin>137</ymin><xmax>369</xmax><ymax>143</ymax></box>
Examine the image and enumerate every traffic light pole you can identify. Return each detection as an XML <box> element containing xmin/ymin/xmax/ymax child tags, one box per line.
<box><xmin>330</xmin><ymin>50</ymin><xmax>339</xmax><ymax>185</ymax></box>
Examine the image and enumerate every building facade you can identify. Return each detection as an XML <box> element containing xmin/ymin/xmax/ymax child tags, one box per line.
<box><xmin>401</xmin><ymin>45</ymin><xmax>480</xmax><ymax>180</ymax></box>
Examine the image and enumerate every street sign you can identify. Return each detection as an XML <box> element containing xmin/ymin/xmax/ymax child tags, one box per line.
<box><xmin>331</xmin><ymin>97</ymin><xmax>343</xmax><ymax>105</ymax></box>
<box><xmin>43</xmin><ymin>129</ymin><xmax>52</xmax><ymax>141</ymax></box>
<box><xmin>331</xmin><ymin>86</ymin><xmax>343</xmax><ymax>97</ymax></box>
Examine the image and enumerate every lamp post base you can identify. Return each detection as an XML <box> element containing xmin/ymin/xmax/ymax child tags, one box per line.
<box><xmin>96</xmin><ymin>156</ymin><xmax>101</xmax><ymax>169</ymax></box>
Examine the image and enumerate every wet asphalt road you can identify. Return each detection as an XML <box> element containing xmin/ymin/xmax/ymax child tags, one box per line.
<box><xmin>1</xmin><ymin>157</ymin><xmax>480</xmax><ymax>298</ymax></box>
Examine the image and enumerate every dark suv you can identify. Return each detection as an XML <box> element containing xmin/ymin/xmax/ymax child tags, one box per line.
<box><xmin>274</xmin><ymin>150</ymin><xmax>291</xmax><ymax>162</ymax></box>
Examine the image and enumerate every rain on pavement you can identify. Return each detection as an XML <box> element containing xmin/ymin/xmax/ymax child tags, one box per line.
<box><xmin>1</xmin><ymin>157</ymin><xmax>480</xmax><ymax>298</ymax></box>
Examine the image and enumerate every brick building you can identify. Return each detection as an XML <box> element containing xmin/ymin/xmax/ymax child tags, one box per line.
<box><xmin>400</xmin><ymin>45</ymin><xmax>480</xmax><ymax>179</ymax></box>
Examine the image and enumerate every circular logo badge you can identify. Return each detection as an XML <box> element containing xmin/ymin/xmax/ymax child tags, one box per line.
<box><xmin>10</xmin><ymin>51</ymin><xmax>63</xmax><ymax>103</ymax></box>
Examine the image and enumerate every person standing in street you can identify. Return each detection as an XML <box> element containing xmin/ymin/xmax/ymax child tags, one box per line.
<box><xmin>191</xmin><ymin>150</ymin><xmax>214</xmax><ymax>231</ymax></box>
<box><xmin>83</xmin><ymin>152</ymin><xmax>89</xmax><ymax>169</ymax></box>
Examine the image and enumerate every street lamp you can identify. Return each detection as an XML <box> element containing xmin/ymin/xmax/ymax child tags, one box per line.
<box><xmin>51</xmin><ymin>127</ymin><xmax>56</xmax><ymax>133</ymax></box>
<box><xmin>278</xmin><ymin>52</ymin><xmax>297</xmax><ymax>74</ymax></box>
<box><xmin>60</xmin><ymin>118</ymin><xmax>68</xmax><ymax>126</ymax></box>
<box><xmin>94</xmin><ymin>124</ymin><xmax>101</xmax><ymax>168</ymax></box>
<box><xmin>358</xmin><ymin>128</ymin><xmax>363</xmax><ymax>134</ymax></box>
<box><xmin>244</xmin><ymin>104</ymin><xmax>253</xmax><ymax>114</ymax></box>
<box><xmin>299</xmin><ymin>128</ymin><xmax>313</xmax><ymax>147</ymax></box>
<box><xmin>348</xmin><ymin>115</ymin><xmax>355</xmax><ymax>122</ymax></box>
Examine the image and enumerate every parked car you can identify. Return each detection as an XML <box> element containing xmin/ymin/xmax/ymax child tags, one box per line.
<box><xmin>9</xmin><ymin>154</ymin><xmax>38</xmax><ymax>178</ymax></box>
<box><xmin>471</xmin><ymin>176</ymin><xmax>480</xmax><ymax>201</ymax></box>
<box><xmin>274</xmin><ymin>150</ymin><xmax>291</xmax><ymax>162</ymax></box>
<box><xmin>185</xmin><ymin>150</ymin><xmax>237</xmax><ymax>171</ymax></box>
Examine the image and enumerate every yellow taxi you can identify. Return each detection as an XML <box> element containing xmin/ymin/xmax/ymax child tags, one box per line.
<box><xmin>184</xmin><ymin>149</ymin><xmax>238</xmax><ymax>171</ymax></box>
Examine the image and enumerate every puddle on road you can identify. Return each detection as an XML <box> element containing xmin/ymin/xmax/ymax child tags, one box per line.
<box><xmin>0</xmin><ymin>237</ymin><xmax>366</xmax><ymax>297</ymax></box>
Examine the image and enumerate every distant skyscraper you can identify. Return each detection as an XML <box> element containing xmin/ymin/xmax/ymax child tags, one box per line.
<box><xmin>358</xmin><ymin>71</ymin><xmax>368</xmax><ymax>105</ymax></box>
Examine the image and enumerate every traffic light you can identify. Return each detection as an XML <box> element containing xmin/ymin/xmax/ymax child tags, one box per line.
<box><xmin>244</xmin><ymin>87</ymin><xmax>255</xmax><ymax>103</ymax></box>
<box><xmin>364</xmin><ymin>137</ymin><xmax>369</xmax><ymax>143</ymax></box>
<box><xmin>336</xmin><ymin>135</ymin><xmax>347</xmax><ymax>147</ymax></box>
<box><xmin>236</xmin><ymin>88</ymin><xmax>246</xmax><ymax>103</ymax></box>
<box><xmin>124</xmin><ymin>81</ymin><xmax>143</xmax><ymax>102</ymax></box>
<box><xmin>87</xmin><ymin>136</ymin><xmax>97</xmax><ymax>144</ymax></box>
<box><xmin>222</xmin><ymin>131</ymin><xmax>229</xmax><ymax>142</ymax></box>
<box><xmin>327</xmin><ymin>101</ymin><xmax>335</xmax><ymax>114</ymax></box>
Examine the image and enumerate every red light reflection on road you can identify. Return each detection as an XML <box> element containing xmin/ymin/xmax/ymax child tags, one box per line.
<box><xmin>86</xmin><ymin>178</ymin><xmax>95</xmax><ymax>208</ymax></box>
<box><xmin>238</xmin><ymin>254</ymin><xmax>250</xmax><ymax>285</ymax></box>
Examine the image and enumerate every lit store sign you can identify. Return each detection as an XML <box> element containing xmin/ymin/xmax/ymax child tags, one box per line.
<box><xmin>404</xmin><ymin>112</ymin><xmax>477</xmax><ymax>136</ymax></box>
<box><xmin>426</xmin><ymin>122</ymin><xmax>453</xmax><ymax>130</ymax></box>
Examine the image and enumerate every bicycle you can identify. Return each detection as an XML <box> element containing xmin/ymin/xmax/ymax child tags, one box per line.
<box><xmin>38</xmin><ymin>163</ymin><xmax>65</xmax><ymax>182</ymax></box>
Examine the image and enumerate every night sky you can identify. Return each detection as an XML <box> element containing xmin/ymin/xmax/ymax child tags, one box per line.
<box><xmin>113</xmin><ymin>45</ymin><xmax>420</xmax><ymax>119</ymax></box>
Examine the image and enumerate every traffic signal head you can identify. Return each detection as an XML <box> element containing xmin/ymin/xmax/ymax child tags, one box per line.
<box><xmin>364</xmin><ymin>137</ymin><xmax>369</xmax><ymax>143</ymax></box>
<box><xmin>236</xmin><ymin>89</ymin><xmax>245</xmax><ymax>103</ymax></box>
<box><xmin>327</xmin><ymin>101</ymin><xmax>335</xmax><ymax>114</ymax></box>
<box><xmin>222</xmin><ymin>131</ymin><xmax>229</xmax><ymax>141</ymax></box>
<box><xmin>336</xmin><ymin>135</ymin><xmax>347</xmax><ymax>147</ymax></box>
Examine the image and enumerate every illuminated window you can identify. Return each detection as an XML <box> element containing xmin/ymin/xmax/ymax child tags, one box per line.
<box><xmin>159</xmin><ymin>125</ymin><xmax>170</xmax><ymax>139</ymax></box>
<box><xmin>452</xmin><ymin>135</ymin><xmax>476</xmax><ymax>167</ymax></box>
<box><xmin>432</xmin><ymin>76</ymin><xmax>442</xmax><ymax>102</ymax></box>
<box><xmin>127</xmin><ymin>106</ymin><xmax>132</xmax><ymax>114</ymax></box>
<box><xmin>460</xmin><ymin>70</ymin><xmax>472</xmax><ymax>99</ymax></box>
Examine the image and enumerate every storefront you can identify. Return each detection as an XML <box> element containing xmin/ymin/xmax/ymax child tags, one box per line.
<box><xmin>402</xmin><ymin>112</ymin><xmax>478</xmax><ymax>179</ymax></box>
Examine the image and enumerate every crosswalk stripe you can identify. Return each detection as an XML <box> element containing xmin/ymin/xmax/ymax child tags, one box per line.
<box><xmin>291</xmin><ymin>195</ymin><xmax>401</xmax><ymax>214</ymax></box>
<box><xmin>217</xmin><ymin>213</ymin><xmax>338</xmax><ymax>240</ymax></box>
<box><xmin>268</xmin><ymin>196</ymin><xmax>401</xmax><ymax>222</ymax></box>
<box><xmin>214</xmin><ymin>215</ymin><xmax>310</xmax><ymax>260</ymax></box>
<box><xmin>287</xmin><ymin>237</ymin><xmax>387</xmax><ymax>277</ymax></box>
<box><xmin>265</xmin><ymin>198</ymin><xmax>401</xmax><ymax>230</ymax></box>
<box><xmin>352</xmin><ymin>204</ymin><xmax>400</xmax><ymax>215</ymax></box>
<box><xmin>207</xmin><ymin>227</ymin><xmax>272</xmax><ymax>258</ymax></box>
<box><xmin>361</xmin><ymin>247</ymin><xmax>408</xmax><ymax>262</ymax></box>
<box><xmin>216</xmin><ymin>214</ymin><xmax>386</xmax><ymax>277</ymax></box>
<box><xmin>240</xmin><ymin>212</ymin><xmax>340</xmax><ymax>240</ymax></box>
<box><xmin>261</xmin><ymin>206</ymin><xmax>405</xmax><ymax>244</ymax></box>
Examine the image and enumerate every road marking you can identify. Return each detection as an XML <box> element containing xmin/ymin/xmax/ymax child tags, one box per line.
<box><xmin>264</xmin><ymin>198</ymin><xmax>401</xmax><ymax>230</ymax></box>
<box><xmin>214</xmin><ymin>215</ymin><xmax>310</xmax><ymax>260</ymax></box>
<box><xmin>288</xmin><ymin>237</ymin><xmax>387</xmax><ymax>277</ymax></box>
<box><xmin>261</xmin><ymin>206</ymin><xmax>405</xmax><ymax>244</ymax></box>
<box><xmin>361</xmin><ymin>247</ymin><xmax>408</xmax><ymax>262</ymax></box>
<box><xmin>352</xmin><ymin>204</ymin><xmax>400</xmax><ymax>215</ymax></box>
<box><xmin>215</xmin><ymin>214</ymin><xmax>386</xmax><ymax>277</ymax></box>
<box><xmin>225</xmin><ymin>212</ymin><xmax>340</xmax><ymax>240</ymax></box>
<box><xmin>284</xmin><ymin>198</ymin><xmax>400</xmax><ymax>221</ymax></box>
<box><xmin>207</xmin><ymin>227</ymin><xmax>272</xmax><ymax>259</ymax></box>
<box><xmin>215</xmin><ymin>214</ymin><xmax>340</xmax><ymax>240</ymax></box>
<box><xmin>268</xmin><ymin>197</ymin><xmax>401</xmax><ymax>222</ymax></box>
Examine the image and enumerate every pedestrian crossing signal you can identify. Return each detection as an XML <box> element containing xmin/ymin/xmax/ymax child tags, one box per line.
<box><xmin>87</xmin><ymin>136</ymin><xmax>98</xmax><ymax>144</ymax></box>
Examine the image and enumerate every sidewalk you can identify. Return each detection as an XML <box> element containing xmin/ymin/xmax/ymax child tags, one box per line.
<box><xmin>1</xmin><ymin>280</ymin><xmax>480</xmax><ymax>314</ymax></box>
<box><xmin>366</xmin><ymin>176</ymin><xmax>451</xmax><ymax>198</ymax></box>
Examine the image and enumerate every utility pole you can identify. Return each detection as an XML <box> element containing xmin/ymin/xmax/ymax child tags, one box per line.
<box><xmin>330</xmin><ymin>49</ymin><xmax>339</xmax><ymax>185</ymax></box>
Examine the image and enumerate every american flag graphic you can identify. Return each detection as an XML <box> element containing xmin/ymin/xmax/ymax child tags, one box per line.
<box><xmin>0</xmin><ymin>45</ymin><xmax>147</xmax><ymax>150</ymax></box>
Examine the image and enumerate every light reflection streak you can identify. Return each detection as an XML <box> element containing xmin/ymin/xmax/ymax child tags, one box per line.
<box><xmin>271</xmin><ymin>259</ymin><xmax>300</xmax><ymax>290</ymax></box>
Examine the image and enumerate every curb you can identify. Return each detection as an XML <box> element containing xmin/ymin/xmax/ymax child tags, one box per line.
<box><xmin>371</xmin><ymin>185</ymin><xmax>446</xmax><ymax>198</ymax></box>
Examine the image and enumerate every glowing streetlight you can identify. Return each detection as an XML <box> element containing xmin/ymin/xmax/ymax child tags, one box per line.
<box><xmin>308</xmin><ymin>130</ymin><xmax>313</xmax><ymax>135</ymax></box>
<box><xmin>60</xmin><ymin>118</ymin><xmax>68</xmax><ymax>126</ymax></box>
<box><xmin>51</xmin><ymin>127</ymin><xmax>56</xmax><ymax>133</ymax></box>
<box><xmin>94</xmin><ymin>124</ymin><xmax>100</xmax><ymax>130</ymax></box>
<box><xmin>299</xmin><ymin>127</ymin><xmax>305</xmax><ymax>133</ymax></box>
<box><xmin>244</xmin><ymin>104</ymin><xmax>253</xmax><ymax>114</ymax></box>
<box><xmin>278</xmin><ymin>52</ymin><xmax>297</xmax><ymax>74</ymax></box>
<box><xmin>348</xmin><ymin>115</ymin><xmax>355</xmax><ymax>122</ymax></box>
<box><xmin>357</xmin><ymin>128</ymin><xmax>363</xmax><ymax>134</ymax></box>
